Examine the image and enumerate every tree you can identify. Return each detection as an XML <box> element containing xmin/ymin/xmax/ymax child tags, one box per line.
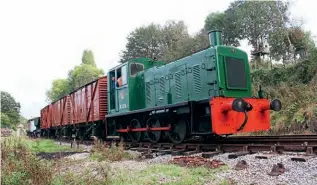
<box><xmin>1</xmin><ymin>91</ymin><xmax>21</xmax><ymax>128</ymax></box>
<box><xmin>82</xmin><ymin>50</ymin><xmax>96</xmax><ymax>66</ymax></box>
<box><xmin>46</xmin><ymin>79</ymin><xmax>70</xmax><ymax>102</ymax></box>
<box><xmin>289</xmin><ymin>28</ymin><xmax>315</xmax><ymax>53</ymax></box>
<box><xmin>204</xmin><ymin>1</ymin><xmax>299</xmax><ymax>66</ymax></box>
<box><xmin>120</xmin><ymin>23</ymin><xmax>163</xmax><ymax>62</ymax></box>
<box><xmin>46</xmin><ymin>50</ymin><xmax>104</xmax><ymax>102</ymax></box>
<box><xmin>204</xmin><ymin>11</ymin><xmax>241</xmax><ymax>46</ymax></box>
<box><xmin>68</xmin><ymin>64</ymin><xmax>104</xmax><ymax>90</ymax></box>
<box><xmin>120</xmin><ymin>20</ymin><xmax>199</xmax><ymax>63</ymax></box>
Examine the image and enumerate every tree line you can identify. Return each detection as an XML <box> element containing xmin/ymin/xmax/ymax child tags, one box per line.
<box><xmin>1</xmin><ymin>91</ymin><xmax>26</xmax><ymax>129</ymax></box>
<box><xmin>120</xmin><ymin>1</ymin><xmax>315</xmax><ymax>65</ymax></box>
<box><xmin>46</xmin><ymin>0</ymin><xmax>316</xmax><ymax>102</ymax></box>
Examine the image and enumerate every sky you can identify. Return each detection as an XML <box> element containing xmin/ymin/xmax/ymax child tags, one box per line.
<box><xmin>0</xmin><ymin>0</ymin><xmax>316</xmax><ymax>119</ymax></box>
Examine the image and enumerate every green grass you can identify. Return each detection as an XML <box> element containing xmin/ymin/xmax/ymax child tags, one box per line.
<box><xmin>111</xmin><ymin>164</ymin><xmax>229</xmax><ymax>185</ymax></box>
<box><xmin>25</xmin><ymin>139</ymin><xmax>77</xmax><ymax>153</ymax></box>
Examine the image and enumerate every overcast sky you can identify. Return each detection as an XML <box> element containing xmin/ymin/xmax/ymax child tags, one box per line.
<box><xmin>0</xmin><ymin>0</ymin><xmax>316</xmax><ymax>119</ymax></box>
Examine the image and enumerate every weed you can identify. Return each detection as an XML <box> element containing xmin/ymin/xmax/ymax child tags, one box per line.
<box><xmin>1</xmin><ymin>137</ymin><xmax>53</xmax><ymax>185</ymax></box>
<box><xmin>90</xmin><ymin>138</ymin><xmax>134</xmax><ymax>162</ymax></box>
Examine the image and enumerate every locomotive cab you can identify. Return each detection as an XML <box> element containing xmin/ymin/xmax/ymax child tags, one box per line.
<box><xmin>107</xmin><ymin>58</ymin><xmax>165</xmax><ymax>115</ymax></box>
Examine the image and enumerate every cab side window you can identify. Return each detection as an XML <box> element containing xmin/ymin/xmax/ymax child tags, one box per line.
<box><xmin>116</xmin><ymin>65</ymin><xmax>127</xmax><ymax>87</ymax></box>
<box><xmin>130</xmin><ymin>63</ymin><xmax>144</xmax><ymax>77</ymax></box>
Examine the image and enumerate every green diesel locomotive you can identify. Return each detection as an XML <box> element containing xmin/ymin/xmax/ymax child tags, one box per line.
<box><xmin>105</xmin><ymin>30</ymin><xmax>281</xmax><ymax>144</ymax></box>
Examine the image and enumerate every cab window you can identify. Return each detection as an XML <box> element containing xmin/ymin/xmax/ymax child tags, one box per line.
<box><xmin>130</xmin><ymin>63</ymin><xmax>144</xmax><ymax>77</ymax></box>
<box><xmin>116</xmin><ymin>65</ymin><xmax>127</xmax><ymax>87</ymax></box>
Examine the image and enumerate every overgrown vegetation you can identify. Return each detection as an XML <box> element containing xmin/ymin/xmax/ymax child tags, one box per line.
<box><xmin>1</xmin><ymin>137</ymin><xmax>109</xmax><ymax>185</ymax></box>
<box><xmin>90</xmin><ymin>138</ymin><xmax>136</xmax><ymax>162</ymax></box>
<box><xmin>251</xmin><ymin>53</ymin><xmax>317</xmax><ymax>134</ymax></box>
<box><xmin>2</xmin><ymin>137</ymin><xmax>232</xmax><ymax>185</ymax></box>
<box><xmin>1</xmin><ymin>137</ymin><xmax>53</xmax><ymax>185</ymax></box>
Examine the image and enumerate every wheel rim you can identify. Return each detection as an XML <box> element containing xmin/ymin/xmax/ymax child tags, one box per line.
<box><xmin>128</xmin><ymin>119</ymin><xmax>143</xmax><ymax>143</ymax></box>
<box><xmin>167</xmin><ymin>119</ymin><xmax>188</xmax><ymax>144</ymax></box>
<box><xmin>146</xmin><ymin>117</ymin><xmax>162</xmax><ymax>143</ymax></box>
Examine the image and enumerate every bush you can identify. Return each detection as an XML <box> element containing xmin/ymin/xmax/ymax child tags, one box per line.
<box><xmin>1</xmin><ymin>137</ymin><xmax>53</xmax><ymax>185</ymax></box>
<box><xmin>251</xmin><ymin>55</ymin><xmax>317</xmax><ymax>134</ymax></box>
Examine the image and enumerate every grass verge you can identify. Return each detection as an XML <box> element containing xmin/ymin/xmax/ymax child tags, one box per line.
<box><xmin>25</xmin><ymin>138</ymin><xmax>76</xmax><ymax>153</ymax></box>
<box><xmin>111</xmin><ymin>164</ymin><xmax>229</xmax><ymax>185</ymax></box>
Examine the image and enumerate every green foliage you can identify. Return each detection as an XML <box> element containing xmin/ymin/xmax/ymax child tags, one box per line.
<box><xmin>204</xmin><ymin>11</ymin><xmax>241</xmax><ymax>46</ymax></box>
<box><xmin>46</xmin><ymin>79</ymin><xmax>70</xmax><ymax>102</ymax></box>
<box><xmin>251</xmin><ymin>59</ymin><xmax>317</xmax><ymax>86</ymax></box>
<box><xmin>46</xmin><ymin>50</ymin><xmax>104</xmax><ymax>102</ymax></box>
<box><xmin>1</xmin><ymin>112</ymin><xmax>11</xmax><ymax>126</ymax></box>
<box><xmin>1</xmin><ymin>91</ymin><xmax>21</xmax><ymax>113</ymax></box>
<box><xmin>203</xmin><ymin>1</ymin><xmax>314</xmax><ymax>66</ymax></box>
<box><xmin>121</xmin><ymin>23</ymin><xmax>163</xmax><ymax>62</ymax></box>
<box><xmin>252</xmin><ymin>54</ymin><xmax>317</xmax><ymax>134</ymax></box>
<box><xmin>68</xmin><ymin>64</ymin><xmax>104</xmax><ymax>90</ymax></box>
<box><xmin>1</xmin><ymin>91</ymin><xmax>21</xmax><ymax>129</ymax></box>
<box><xmin>120</xmin><ymin>20</ymin><xmax>209</xmax><ymax>63</ymax></box>
<box><xmin>81</xmin><ymin>50</ymin><xmax>96</xmax><ymax>66</ymax></box>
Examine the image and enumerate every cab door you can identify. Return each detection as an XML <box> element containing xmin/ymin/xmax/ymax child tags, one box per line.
<box><xmin>115</xmin><ymin>65</ymin><xmax>129</xmax><ymax>113</ymax></box>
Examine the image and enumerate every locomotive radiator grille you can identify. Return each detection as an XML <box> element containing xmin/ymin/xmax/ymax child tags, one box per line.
<box><xmin>146</xmin><ymin>82</ymin><xmax>151</xmax><ymax>104</ymax></box>
<box><xmin>175</xmin><ymin>72</ymin><xmax>182</xmax><ymax>98</ymax></box>
<box><xmin>159</xmin><ymin>77</ymin><xmax>165</xmax><ymax>103</ymax></box>
<box><xmin>193</xmin><ymin>65</ymin><xmax>202</xmax><ymax>93</ymax></box>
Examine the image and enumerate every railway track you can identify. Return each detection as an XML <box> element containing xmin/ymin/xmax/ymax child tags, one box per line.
<box><xmin>54</xmin><ymin>134</ymin><xmax>317</xmax><ymax>161</ymax></box>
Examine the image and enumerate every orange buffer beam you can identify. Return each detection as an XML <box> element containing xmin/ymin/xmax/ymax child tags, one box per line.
<box><xmin>117</xmin><ymin>125</ymin><xmax>171</xmax><ymax>133</ymax></box>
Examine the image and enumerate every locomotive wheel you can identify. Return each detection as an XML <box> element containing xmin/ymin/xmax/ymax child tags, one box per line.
<box><xmin>128</xmin><ymin>119</ymin><xmax>143</xmax><ymax>143</ymax></box>
<box><xmin>146</xmin><ymin>116</ymin><xmax>162</xmax><ymax>143</ymax></box>
<box><xmin>167</xmin><ymin>118</ymin><xmax>188</xmax><ymax>144</ymax></box>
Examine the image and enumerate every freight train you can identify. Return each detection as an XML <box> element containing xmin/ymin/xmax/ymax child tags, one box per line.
<box><xmin>33</xmin><ymin>30</ymin><xmax>282</xmax><ymax>144</ymax></box>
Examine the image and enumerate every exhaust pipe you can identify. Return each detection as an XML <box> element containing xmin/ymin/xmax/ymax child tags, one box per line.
<box><xmin>208</xmin><ymin>30</ymin><xmax>223</xmax><ymax>47</ymax></box>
